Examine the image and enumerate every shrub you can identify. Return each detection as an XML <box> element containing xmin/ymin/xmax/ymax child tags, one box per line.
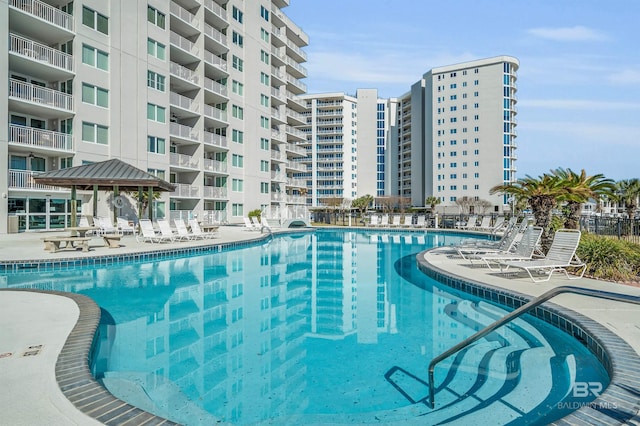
<box><xmin>248</xmin><ymin>209</ymin><xmax>262</xmax><ymax>221</ymax></box>
<box><xmin>577</xmin><ymin>233</ymin><xmax>640</xmax><ymax>282</ymax></box>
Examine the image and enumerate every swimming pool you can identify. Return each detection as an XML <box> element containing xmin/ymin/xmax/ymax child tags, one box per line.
<box><xmin>3</xmin><ymin>229</ymin><xmax>608</xmax><ymax>425</ymax></box>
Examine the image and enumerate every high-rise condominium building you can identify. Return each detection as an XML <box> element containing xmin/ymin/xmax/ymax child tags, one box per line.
<box><xmin>0</xmin><ymin>0</ymin><xmax>308</xmax><ymax>233</ymax></box>
<box><xmin>388</xmin><ymin>56</ymin><xmax>519</xmax><ymax>212</ymax></box>
<box><xmin>298</xmin><ymin>89</ymin><xmax>387</xmax><ymax>207</ymax></box>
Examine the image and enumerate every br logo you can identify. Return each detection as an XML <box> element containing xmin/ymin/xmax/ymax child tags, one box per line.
<box><xmin>572</xmin><ymin>381</ymin><xmax>603</xmax><ymax>398</ymax></box>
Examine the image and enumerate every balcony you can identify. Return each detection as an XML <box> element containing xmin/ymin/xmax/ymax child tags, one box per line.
<box><xmin>170</xmin><ymin>31</ymin><xmax>199</xmax><ymax>63</ymax></box>
<box><xmin>286</xmin><ymin>108</ymin><xmax>306</xmax><ymax>126</ymax></box>
<box><xmin>8</xmin><ymin>169</ymin><xmax>63</xmax><ymax>191</ymax></box>
<box><xmin>203</xmin><ymin>104</ymin><xmax>227</xmax><ymax>125</ymax></box>
<box><xmin>285</xmin><ymin>57</ymin><xmax>307</xmax><ymax>79</ymax></box>
<box><xmin>9</xmin><ymin>79</ymin><xmax>74</xmax><ymax>117</ymax></box>
<box><xmin>286</xmin><ymin>91</ymin><xmax>306</xmax><ymax>111</ymax></box>
<box><xmin>170</xmin><ymin>122</ymin><xmax>199</xmax><ymax>142</ymax></box>
<box><xmin>9</xmin><ymin>0</ymin><xmax>74</xmax><ymax>42</ymax></box>
<box><xmin>271</xmin><ymin>128</ymin><xmax>286</xmax><ymax>144</ymax></box>
<box><xmin>170</xmin><ymin>92</ymin><xmax>199</xmax><ymax>116</ymax></box>
<box><xmin>170</xmin><ymin>152</ymin><xmax>200</xmax><ymax>170</ymax></box>
<box><xmin>171</xmin><ymin>184</ymin><xmax>200</xmax><ymax>198</ymax></box>
<box><xmin>203</xmin><ymin>77</ymin><xmax>228</xmax><ymax>102</ymax></box>
<box><xmin>204</xmin><ymin>23</ymin><xmax>228</xmax><ymax>54</ymax></box>
<box><xmin>287</xmin><ymin>195</ymin><xmax>306</xmax><ymax>204</ymax></box>
<box><xmin>285</xmin><ymin>125</ymin><xmax>306</xmax><ymax>141</ymax></box>
<box><xmin>271</xmin><ymin>150</ymin><xmax>287</xmax><ymax>163</ymax></box>
<box><xmin>203</xmin><ymin>131</ymin><xmax>228</xmax><ymax>150</ymax></box>
<box><xmin>286</xmin><ymin>161</ymin><xmax>305</xmax><ymax>172</ymax></box>
<box><xmin>9</xmin><ymin>124</ymin><xmax>73</xmax><ymax>153</ymax></box>
<box><xmin>203</xmin><ymin>50</ymin><xmax>228</xmax><ymax>76</ymax></box>
<box><xmin>271</xmin><ymin>66</ymin><xmax>286</xmax><ymax>86</ymax></box>
<box><xmin>203</xmin><ymin>186</ymin><xmax>227</xmax><ymax>199</ymax></box>
<box><xmin>271</xmin><ymin>171</ymin><xmax>286</xmax><ymax>182</ymax></box>
<box><xmin>9</xmin><ymin>33</ymin><xmax>74</xmax><ymax>80</ymax></box>
<box><xmin>203</xmin><ymin>158</ymin><xmax>227</xmax><ymax>174</ymax></box>
<box><xmin>286</xmin><ymin>39</ymin><xmax>307</xmax><ymax>63</ymax></box>
<box><xmin>271</xmin><ymin>107</ymin><xmax>285</xmax><ymax>125</ymax></box>
<box><xmin>170</xmin><ymin>1</ymin><xmax>199</xmax><ymax>35</ymax></box>
<box><xmin>203</xmin><ymin>0</ymin><xmax>228</xmax><ymax>27</ymax></box>
<box><xmin>271</xmin><ymin>192</ymin><xmax>285</xmax><ymax>202</ymax></box>
<box><xmin>271</xmin><ymin>87</ymin><xmax>286</xmax><ymax>105</ymax></box>
<box><xmin>170</xmin><ymin>61</ymin><xmax>199</xmax><ymax>91</ymax></box>
<box><xmin>285</xmin><ymin>143</ymin><xmax>307</xmax><ymax>157</ymax></box>
<box><xmin>287</xmin><ymin>178</ymin><xmax>307</xmax><ymax>188</ymax></box>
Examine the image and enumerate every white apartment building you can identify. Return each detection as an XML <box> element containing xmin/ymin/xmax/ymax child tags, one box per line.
<box><xmin>1</xmin><ymin>0</ymin><xmax>308</xmax><ymax>233</ymax></box>
<box><xmin>388</xmin><ymin>56</ymin><xmax>519</xmax><ymax>212</ymax></box>
<box><xmin>298</xmin><ymin>89</ymin><xmax>387</xmax><ymax>207</ymax></box>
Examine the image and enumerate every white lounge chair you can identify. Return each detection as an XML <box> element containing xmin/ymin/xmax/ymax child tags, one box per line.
<box><xmin>472</xmin><ymin>226</ymin><xmax>544</xmax><ymax>270</ymax></box>
<box><xmin>499</xmin><ymin>229</ymin><xmax>586</xmax><ymax>282</ymax></box>
<box><xmin>137</xmin><ymin>219</ymin><xmax>170</xmax><ymax>243</ymax></box>
<box><xmin>174</xmin><ymin>218</ymin><xmax>195</xmax><ymax>241</ymax></box>
<box><xmin>260</xmin><ymin>217</ymin><xmax>272</xmax><ymax>232</ymax></box>
<box><xmin>456</xmin><ymin>218</ymin><xmax>529</xmax><ymax>259</ymax></box>
<box><xmin>475</xmin><ymin>216</ymin><xmax>492</xmax><ymax>231</ymax></box>
<box><xmin>189</xmin><ymin>219</ymin><xmax>217</xmax><ymax>239</ymax></box>
<box><xmin>391</xmin><ymin>215</ymin><xmax>402</xmax><ymax>227</ymax></box>
<box><xmin>251</xmin><ymin>216</ymin><xmax>262</xmax><ymax>230</ymax></box>
<box><xmin>370</xmin><ymin>215</ymin><xmax>380</xmax><ymax>227</ymax></box>
<box><xmin>380</xmin><ymin>214</ymin><xmax>389</xmax><ymax>227</ymax></box>
<box><xmin>94</xmin><ymin>216</ymin><xmax>121</xmax><ymax>236</ymax></box>
<box><xmin>402</xmin><ymin>214</ymin><xmax>413</xmax><ymax>227</ymax></box>
<box><xmin>117</xmin><ymin>217</ymin><xmax>136</xmax><ymax>236</ymax></box>
<box><xmin>157</xmin><ymin>219</ymin><xmax>177</xmax><ymax>242</ymax></box>
<box><xmin>243</xmin><ymin>217</ymin><xmax>259</xmax><ymax>231</ymax></box>
<box><xmin>415</xmin><ymin>215</ymin><xmax>426</xmax><ymax>228</ymax></box>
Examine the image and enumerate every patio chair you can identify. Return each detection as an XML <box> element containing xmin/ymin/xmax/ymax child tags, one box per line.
<box><xmin>402</xmin><ymin>214</ymin><xmax>414</xmax><ymax>227</ymax></box>
<box><xmin>136</xmin><ymin>219</ymin><xmax>169</xmax><ymax>243</ymax></box>
<box><xmin>174</xmin><ymin>218</ymin><xmax>195</xmax><ymax>241</ymax></box>
<box><xmin>380</xmin><ymin>214</ymin><xmax>390</xmax><ymax>227</ymax></box>
<box><xmin>498</xmin><ymin>229</ymin><xmax>586</xmax><ymax>282</ymax></box>
<box><xmin>157</xmin><ymin>219</ymin><xmax>177</xmax><ymax>242</ymax></box>
<box><xmin>475</xmin><ymin>216</ymin><xmax>492</xmax><ymax>231</ymax></box>
<box><xmin>251</xmin><ymin>216</ymin><xmax>262</xmax><ymax>230</ymax></box>
<box><xmin>243</xmin><ymin>217</ymin><xmax>259</xmax><ymax>231</ymax></box>
<box><xmin>94</xmin><ymin>216</ymin><xmax>121</xmax><ymax>236</ymax></box>
<box><xmin>414</xmin><ymin>215</ymin><xmax>426</xmax><ymax>228</ymax></box>
<box><xmin>391</xmin><ymin>215</ymin><xmax>402</xmax><ymax>227</ymax></box>
<box><xmin>260</xmin><ymin>217</ymin><xmax>272</xmax><ymax>232</ymax></box>
<box><xmin>370</xmin><ymin>215</ymin><xmax>380</xmax><ymax>227</ymax></box>
<box><xmin>189</xmin><ymin>219</ymin><xmax>217</xmax><ymax>239</ymax></box>
<box><xmin>117</xmin><ymin>217</ymin><xmax>136</xmax><ymax>236</ymax></box>
<box><xmin>459</xmin><ymin>215</ymin><xmax>478</xmax><ymax>230</ymax></box>
<box><xmin>456</xmin><ymin>218</ymin><xmax>529</xmax><ymax>259</ymax></box>
<box><xmin>471</xmin><ymin>226</ymin><xmax>544</xmax><ymax>270</ymax></box>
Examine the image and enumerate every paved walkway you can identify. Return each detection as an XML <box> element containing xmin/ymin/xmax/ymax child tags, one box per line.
<box><xmin>1</xmin><ymin>227</ymin><xmax>639</xmax><ymax>424</ymax></box>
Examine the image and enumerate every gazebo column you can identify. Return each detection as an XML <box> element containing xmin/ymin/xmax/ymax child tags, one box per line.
<box><xmin>70</xmin><ymin>185</ymin><xmax>77</xmax><ymax>231</ymax></box>
<box><xmin>112</xmin><ymin>185</ymin><xmax>119</xmax><ymax>225</ymax></box>
<box><xmin>93</xmin><ymin>185</ymin><xmax>98</xmax><ymax>219</ymax></box>
<box><xmin>148</xmin><ymin>186</ymin><xmax>154</xmax><ymax>222</ymax></box>
<box><xmin>138</xmin><ymin>186</ymin><xmax>144</xmax><ymax>222</ymax></box>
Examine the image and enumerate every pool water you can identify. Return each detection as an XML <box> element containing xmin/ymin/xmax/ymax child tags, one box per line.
<box><xmin>3</xmin><ymin>230</ymin><xmax>608</xmax><ymax>425</ymax></box>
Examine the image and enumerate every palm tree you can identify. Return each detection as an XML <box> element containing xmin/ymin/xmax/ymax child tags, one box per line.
<box><xmin>616</xmin><ymin>179</ymin><xmax>640</xmax><ymax>218</ymax></box>
<box><xmin>490</xmin><ymin>174</ymin><xmax>565</xmax><ymax>252</ymax></box>
<box><xmin>552</xmin><ymin>168</ymin><xmax>617</xmax><ymax>229</ymax></box>
<box><xmin>425</xmin><ymin>196</ymin><xmax>441</xmax><ymax>212</ymax></box>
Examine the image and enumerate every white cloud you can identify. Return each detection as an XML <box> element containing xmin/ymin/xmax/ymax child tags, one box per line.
<box><xmin>527</xmin><ymin>26</ymin><xmax>608</xmax><ymax>42</ymax></box>
<box><xmin>608</xmin><ymin>69</ymin><xmax>640</xmax><ymax>85</ymax></box>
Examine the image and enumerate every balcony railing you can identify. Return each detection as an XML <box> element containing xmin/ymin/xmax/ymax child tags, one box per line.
<box><xmin>203</xmin><ymin>0</ymin><xmax>228</xmax><ymax>22</ymax></box>
<box><xmin>170</xmin><ymin>31</ymin><xmax>199</xmax><ymax>56</ymax></box>
<box><xmin>8</xmin><ymin>169</ymin><xmax>61</xmax><ymax>190</ymax></box>
<box><xmin>9</xmin><ymin>79</ymin><xmax>73</xmax><ymax>111</ymax></box>
<box><xmin>203</xmin><ymin>158</ymin><xmax>227</xmax><ymax>173</ymax></box>
<box><xmin>9</xmin><ymin>0</ymin><xmax>74</xmax><ymax>31</ymax></box>
<box><xmin>204</xmin><ymin>105</ymin><xmax>227</xmax><ymax>122</ymax></box>
<box><xmin>271</xmin><ymin>171</ymin><xmax>286</xmax><ymax>181</ymax></box>
<box><xmin>203</xmin><ymin>23</ymin><xmax>227</xmax><ymax>47</ymax></box>
<box><xmin>203</xmin><ymin>77</ymin><xmax>228</xmax><ymax>97</ymax></box>
<box><xmin>202</xmin><ymin>210</ymin><xmax>227</xmax><ymax>224</ymax></box>
<box><xmin>286</xmin><ymin>143</ymin><xmax>307</xmax><ymax>156</ymax></box>
<box><xmin>170</xmin><ymin>92</ymin><xmax>198</xmax><ymax>113</ymax></box>
<box><xmin>271</xmin><ymin>192</ymin><xmax>285</xmax><ymax>202</ymax></box>
<box><xmin>203</xmin><ymin>131</ymin><xmax>228</xmax><ymax>149</ymax></box>
<box><xmin>285</xmin><ymin>125</ymin><xmax>306</xmax><ymax>139</ymax></box>
<box><xmin>9</xmin><ymin>33</ymin><xmax>73</xmax><ymax>72</ymax></box>
<box><xmin>203</xmin><ymin>186</ymin><xmax>227</xmax><ymax>199</ymax></box>
<box><xmin>203</xmin><ymin>50</ymin><xmax>228</xmax><ymax>72</ymax></box>
<box><xmin>271</xmin><ymin>150</ymin><xmax>287</xmax><ymax>162</ymax></box>
<box><xmin>170</xmin><ymin>152</ymin><xmax>200</xmax><ymax>169</ymax></box>
<box><xmin>286</xmin><ymin>39</ymin><xmax>307</xmax><ymax>61</ymax></box>
<box><xmin>170</xmin><ymin>61</ymin><xmax>199</xmax><ymax>85</ymax></box>
<box><xmin>9</xmin><ymin>124</ymin><xmax>73</xmax><ymax>151</ymax></box>
<box><xmin>171</xmin><ymin>184</ymin><xmax>200</xmax><ymax>198</ymax></box>
<box><xmin>170</xmin><ymin>122</ymin><xmax>199</xmax><ymax>141</ymax></box>
<box><xmin>170</xmin><ymin>1</ymin><xmax>198</xmax><ymax>27</ymax></box>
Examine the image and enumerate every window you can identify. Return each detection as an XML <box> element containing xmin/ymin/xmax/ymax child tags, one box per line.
<box><xmin>260</xmin><ymin>160</ymin><xmax>269</xmax><ymax>172</ymax></box>
<box><xmin>232</xmin><ymin>80</ymin><xmax>244</xmax><ymax>95</ymax></box>
<box><xmin>82</xmin><ymin>122</ymin><xmax>108</xmax><ymax>144</ymax></box>
<box><xmin>83</xmin><ymin>6</ymin><xmax>108</xmax><ymax>35</ymax></box>
<box><xmin>260</xmin><ymin>72</ymin><xmax>269</xmax><ymax>85</ymax></box>
<box><xmin>147</xmin><ymin>103</ymin><xmax>166</xmax><ymax>123</ymax></box>
<box><xmin>232</xmin><ymin>6</ymin><xmax>243</xmax><ymax>23</ymax></box>
<box><xmin>260</xmin><ymin>116</ymin><xmax>269</xmax><ymax>129</ymax></box>
<box><xmin>260</xmin><ymin>138</ymin><xmax>269</xmax><ymax>150</ymax></box>
<box><xmin>232</xmin><ymin>154</ymin><xmax>244</xmax><ymax>168</ymax></box>
<box><xmin>147</xmin><ymin>136</ymin><xmax>165</xmax><ymax>154</ymax></box>
<box><xmin>232</xmin><ymin>105</ymin><xmax>244</xmax><ymax>120</ymax></box>
<box><xmin>147</xmin><ymin>6</ymin><xmax>165</xmax><ymax>29</ymax></box>
<box><xmin>232</xmin><ymin>31</ymin><xmax>243</xmax><ymax>47</ymax></box>
<box><xmin>260</xmin><ymin>50</ymin><xmax>269</xmax><ymax>65</ymax></box>
<box><xmin>232</xmin><ymin>129</ymin><xmax>244</xmax><ymax>143</ymax></box>
<box><xmin>147</xmin><ymin>39</ymin><xmax>166</xmax><ymax>60</ymax></box>
<box><xmin>232</xmin><ymin>203</ymin><xmax>243</xmax><ymax>217</ymax></box>
<box><xmin>260</xmin><ymin>28</ymin><xmax>269</xmax><ymax>42</ymax></box>
<box><xmin>147</xmin><ymin>168</ymin><xmax>166</xmax><ymax>179</ymax></box>
<box><xmin>232</xmin><ymin>179</ymin><xmax>243</xmax><ymax>192</ymax></box>
<box><xmin>260</xmin><ymin>182</ymin><xmax>269</xmax><ymax>194</ymax></box>
<box><xmin>82</xmin><ymin>45</ymin><xmax>108</xmax><ymax>70</ymax></box>
<box><xmin>260</xmin><ymin>94</ymin><xmax>269</xmax><ymax>107</ymax></box>
<box><xmin>260</xmin><ymin>5</ymin><xmax>269</xmax><ymax>21</ymax></box>
<box><xmin>82</xmin><ymin>83</ymin><xmax>108</xmax><ymax>107</ymax></box>
<box><xmin>60</xmin><ymin>157</ymin><xmax>73</xmax><ymax>169</ymax></box>
<box><xmin>232</xmin><ymin>55</ymin><xmax>243</xmax><ymax>71</ymax></box>
<box><xmin>147</xmin><ymin>71</ymin><xmax>165</xmax><ymax>91</ymax></box>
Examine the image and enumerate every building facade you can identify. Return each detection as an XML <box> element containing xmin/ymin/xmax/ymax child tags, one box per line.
<box><xmin>1</xmin><ymin>0</ymin><xmax>308</xmax><ymax>233</ymax></box>
<box><xmin>388</xmin><ymin>56</ymin><xmax>519</xmax><ymax>212</ymax></box>
<box><xmin>298</xmin><ymin>89</ymin><xmax>387</xmax><ymax>208</ymax></box>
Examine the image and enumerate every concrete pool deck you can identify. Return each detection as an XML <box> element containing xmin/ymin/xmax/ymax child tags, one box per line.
<box><xmin>1</xmin><ymin>227</ymin><xmax>639</xmax><ymax>425</ymax></box>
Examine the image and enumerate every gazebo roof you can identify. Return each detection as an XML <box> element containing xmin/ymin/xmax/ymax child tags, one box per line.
<box><xmin>32</xmin><ymin>158</ymin><xmax>175</xmax><ymax>191</ymax></box>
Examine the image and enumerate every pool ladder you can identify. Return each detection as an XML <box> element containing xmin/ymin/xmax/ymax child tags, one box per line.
<box><xmin>427</xmin><ymin>285</ymin><xmax>640</xmax><ymax>408</ymax></box>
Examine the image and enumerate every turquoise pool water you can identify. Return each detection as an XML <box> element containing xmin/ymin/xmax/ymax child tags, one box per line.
<box><xmin>3</xmin><ymin>230</ymin><xmax>608</xmax><ymax>425</ymax></box>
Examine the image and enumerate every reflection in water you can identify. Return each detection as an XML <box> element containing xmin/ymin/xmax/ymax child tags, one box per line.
<box><xmin>2</xmin><ymin>230</ymin><xmax>607</xmax><ymax>425</ymax></box>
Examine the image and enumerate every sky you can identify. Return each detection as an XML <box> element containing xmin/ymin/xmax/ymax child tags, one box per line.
<box><xmin>285</xmin><ymin>0</ymin><xmax>640</xmax><ymax>181</ymax></box>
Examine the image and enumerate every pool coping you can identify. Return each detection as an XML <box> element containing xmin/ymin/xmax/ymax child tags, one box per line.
<box><xmin>417</xmin><ymin>247</ymin><xmax>640</xmax><ymax>425</ymax></box>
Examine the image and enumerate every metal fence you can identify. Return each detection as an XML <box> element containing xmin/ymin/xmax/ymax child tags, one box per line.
<box><xmin>579</xmin><ymin>216</ymin><xmax>640</xmax><ymax>245</ymax></box>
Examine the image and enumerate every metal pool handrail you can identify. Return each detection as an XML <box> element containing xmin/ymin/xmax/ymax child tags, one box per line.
<box><xmin>427</xmin><ymin>285</ymin><xmax>640</xmax><ymax>408</ymax></box>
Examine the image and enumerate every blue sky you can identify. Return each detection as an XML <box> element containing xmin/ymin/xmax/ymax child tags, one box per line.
<box><xmin>285</xmin><ymin>0</ymin><xmax>640</xmax><ymax>181</ymax></box>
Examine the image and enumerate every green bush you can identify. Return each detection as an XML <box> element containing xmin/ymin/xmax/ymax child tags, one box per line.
<box><xmin>248</xmin><ymin>209</ymin><xmax>262</xmax><ymax>221</ymax></box>
<box><xmin>577</xmin><ymin>233</ymin><xmax>640</xmax><ymax>282</ymax></box>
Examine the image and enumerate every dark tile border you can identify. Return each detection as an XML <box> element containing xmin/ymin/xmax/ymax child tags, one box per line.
<box><xmin>416</xmin><ymin>248</ymin><xmax>640</xmax><ymax>425</ymax></box>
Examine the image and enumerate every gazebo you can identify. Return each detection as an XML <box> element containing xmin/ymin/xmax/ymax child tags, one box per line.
<box><xmin>32</xmin><ymin>158</ymin><xmax>175</xmax><ymax>227</ymax></box>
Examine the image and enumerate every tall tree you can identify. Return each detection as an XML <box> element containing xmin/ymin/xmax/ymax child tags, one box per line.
<box><xmin>552</xmin><ymin>168</ymin><xmax>617</xmax><ymax>229</ymax></box>
<box><xmin>616</xmin><ymin>179</ymin><xmax>640</xmax><ymax>218</ymax></box>
<box><xmin>490</xmin><ymin>174</ymin><xmax>565</xmax><ymax>252</ymax></box>
<box><xmin>425</xmin><ymin>196</ymin><xmax>441</xmax><ymax>212</ymax></box>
